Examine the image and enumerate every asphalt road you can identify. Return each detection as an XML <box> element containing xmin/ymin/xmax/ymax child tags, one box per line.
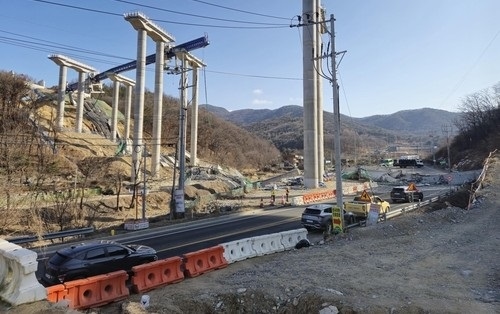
<box><xmin>35</xmin><ymin>164</ymin><xmax>475</xmax><ymax>285</ymax></box>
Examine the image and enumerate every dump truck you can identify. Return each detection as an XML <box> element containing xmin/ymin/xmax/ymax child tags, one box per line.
<box><xmin>344</xmin><ymin>190</ymin><xmax>391</xmax><ymax>220</ymax></box>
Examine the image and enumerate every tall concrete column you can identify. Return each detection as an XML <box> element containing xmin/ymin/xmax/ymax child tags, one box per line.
<box><xmin>76</xmin><ymin>71</ymin><xmax>85</xmax><ymax>133</ymax></box>
<box><xmin>56</xmin><ymin>65</ymin><xmax>67</xmax><ymax>130</ymax></box>
<box><xmin>131</xmin><ymin>28</ymin><xmax>147</xmax><ymax>182</ymax></box>
<box><xmin>49</xmin><ymin>54</ymin><xmax>95</xmax><ymax>132</ymax></box>
<box><xmin>151</xmin><ymin>41</ymin><xmax>165</xmax><ymax>177</ymax></box>
<box><xmin>316</xmin><ymin>1</ymin><xmax>325</xmax><ymax>180</ymax></box>
<box><xmin>302</xmin><ymin>0</ymin><xmax>318</xmax><ymax>188</ymax></box>
<box><xmin>124</xmin><ymin>85</ymin><xmax>133</xmax><ymax>140</ymax></box>
<box><xmin>111</xmin><ymin>79</ymin><xmax>120</xmax><ymax>142</ymax></box>
<box><xmin>189</xmin><ymin>66</ymin><xmax>199</xmax><ymax>166</ymax></box>
<box><xmin>125</xmin><ymin>12</ymin><xmax>174</xmax><ymax>182</ymax></box>
<box><xmin>107</xmin><ymin>72</ymin><xmax>135</xmax><ymax>143</ymax></box>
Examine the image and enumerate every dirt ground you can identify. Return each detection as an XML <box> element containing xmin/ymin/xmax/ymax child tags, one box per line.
<box><xmin>3</xmin><ymin>155</ymin><xmax>500</xmax><ymax>313</ymax></box>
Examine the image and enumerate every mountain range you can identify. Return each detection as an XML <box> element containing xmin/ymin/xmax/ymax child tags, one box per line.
<box><xmin>200</xmin><ymin>105</ymin><xmax>460</xmax><ymax>158</ymax></box>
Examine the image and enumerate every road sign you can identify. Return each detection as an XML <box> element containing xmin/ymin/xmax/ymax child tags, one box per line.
<box><xmin>366</xmin><ymin>204</ymin><xmax>380</xmax><ymax>226</ymax></box>
<box><xmin>332</xmin><ymin>206</ymin><xmax>343</xmax><ymax>233</ymax></box>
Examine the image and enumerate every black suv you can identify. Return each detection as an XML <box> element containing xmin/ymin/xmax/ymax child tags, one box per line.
<box><xmin>390</xmin><ymin>186</ymin><xmax>424</xmax><ymax>203</ymax></box>
<box><xmin>42</xmin><ymin>240</ymin><xmax>157</xmax><ymax>286</ymax></box>
<box><xmin>301</xmin><ymin>203</ymin><xmax>355</xmax><ymax>233</ymax></box>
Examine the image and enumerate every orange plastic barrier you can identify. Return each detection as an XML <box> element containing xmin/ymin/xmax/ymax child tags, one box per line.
<box><xmin>46</xmin><ymin>284</ymin><xmax>68</xmax><ymax>303</ymax></box>
<box><xmin>62</xmin><ymin>270</ymin><xmax>129</xmax><ymax>310</ymax></box>
<box><xmin>131</xmin><ymin>256</ymin><xmax>184</xmax><ymax>293</ymax></box>
<box><xmin>183</xmin><ymin>245</ymin><xmax>228</xmax><ymax>278</ymax></box>
<box><xmin>302</xmin><ymin>194</ymin><xmax>310</xmax><ymax>203</ymax></box>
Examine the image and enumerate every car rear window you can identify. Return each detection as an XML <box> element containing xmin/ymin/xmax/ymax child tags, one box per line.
<box><xmin>303</xmin><ymin>208</ymin><xmax>321</xmax><ymax>215</ymax></box>
<box><xmin>392</xmin><ymin>188</ymin><xmax>404</xmax><ymax>193</ymax></box>
<box><xmin>49</xmin><ymin>252</ymin><xmax>71</xmax><ymax>266</ymax></box>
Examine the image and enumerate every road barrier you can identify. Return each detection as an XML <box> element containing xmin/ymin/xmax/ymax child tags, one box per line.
<box><xmin>62</xmin><ymin>270</ymin><xmax>129</xmax><ymax>310</ymax></box>
<box><xmin>46</xmin><ymin>284</ymin><xmax>67</xmax><ymax>304</ymax></box>
<box><xmin>251</xmin><ymin>233</ymin><xmax>285</xmax><ymax>256</ymax></box>
<box><xmin>183</xmin><ymin>245</ymin><xmax>228</xmax><ymax>278</ymax></box>
<box><xmin>291</xmin><ymin>196</ymin><xmax>304</xmax><ymax>206</ymax></box>
<box><xmin>279</xmin><ymin>228</ymin><xmax>308</xmax><ymax>250</ymax></box>
<box><xmin>221</xmin><ymin>238</ymin><xmax>256</xmax><ymax>264</ymax></box>
<box><xmin>131</xmin><ymin>256</ymin><xmax>184</xmax><ymax>293</ymax></box>
<box><xmin>0</xmin><ymin>239</ymin><xmax>47</xmax><ymax>306</ymax></box>
<box><xmin>7</xmin><ymin>227</ymin><xmax>95</xmax><ymax>244</ymax></box>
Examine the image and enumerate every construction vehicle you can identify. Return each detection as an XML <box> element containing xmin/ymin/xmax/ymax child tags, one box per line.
<box><xmin>344</xmin><ymin>190</ymin><xmax>390</xmax><ymax>220</ymax></box>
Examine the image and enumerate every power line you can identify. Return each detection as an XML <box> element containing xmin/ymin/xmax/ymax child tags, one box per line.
<box><xmin>32</xmin><ymin>0</ymin><xmax>290</xmax><ymax>29</ymax></box>
<box><xmin>206</xmin><ymin>69</ymin><xmax>301</xmax><ymax>81</ymax></box>
<box><xmin>0</xmin><ymin>30</ymin><xmax>132</xmax><ymax>62</ymax></box>
<box><xmin>0</xmin><ymin>30</ymin><xmax>302</xmax><ymax>82</ymax></box>
<box><xmin>440</xmin><ymin>29</ymin><xmax>500</xmax><ymax>108</ymax></box>
<box><xmin>191</xmin><ymin>0</ymin><xmax>290</xmax><ymax>21</ymax></box>
<box><xmin>112</xmin><ymin>0</ymin><xmax>287</xmax><ymax>26</ymax></box>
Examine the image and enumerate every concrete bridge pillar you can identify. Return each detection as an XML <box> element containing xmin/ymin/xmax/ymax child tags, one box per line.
<box><xmin>189</xmin><ymin>66</ymin><xmax>199</xmax><ymax>167</ymax></box>
<box><xmin>173</xmin><ymin>52</ymin><xmax>205</xmax><ymax>169</ymax></box>
<box><xmin>56</xmin><ymin>64</ymin><xmax>67</xmax><ymax>130</ymax></box>
<box><xmin>110</xmin><ymin>79</ymin><xmax>120</xmax><ymax>142</ymax></box>
<box><xmin>107</xmin><ymin>73</ymin><xmax>135</xmax><ymax>144</ymax></box>
<box><xmin>316</xmin><ymin>0</ymin><xmax>325</xmax><ymax>180</ymax></box>
<box><xmin>124</xmin><ymin>84</ymin><xmax>133</xmax><ymax>140</ymax></box>
<box><xmin>151</xmin><ymin>40</ymin><xmax>165</xmax><ymax>177</ymax></box>
<box><xmin>49</xmin><ymin>55</ymin><xmax>95</xmax><ymax>132</ymax></box>
<box><xmin>125</xmin><ymin>12</ymin><xmax>174</xmax><ymax>182</ymax></box>
<box><xmin>76</xmin><ymin>71</ymin><xmax>86</xmax><ymax>133</ymax></box>
<box><xmin>302</xmin><ymin>0</ymin><xmax>319</xmax><ymax>188</ymax></box>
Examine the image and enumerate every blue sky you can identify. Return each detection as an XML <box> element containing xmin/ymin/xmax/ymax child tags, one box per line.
<box><xmin>0</xmin><ymin>0</ymin><xmax>498</xmax><ymax>118</ymax></box>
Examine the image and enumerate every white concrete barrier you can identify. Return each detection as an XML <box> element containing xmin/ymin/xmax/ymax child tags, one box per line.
<box><xmin>251</xmin><ymin>233</ymin><xmax>285</xmax><ymax>256</ymax></box>
<box><xmin>280</xmin><ymin>228</ymin><xmax>308</xmax><ymax>250</ymax></box>
<box><xmin>221</xmin><ymin>238</ymin><xmax>256</xmax><ymax>264</ymax></box>
<box><xmin>291</xmin><ymin>196</ymin><xmax>304</xmax><ymax>206</ymax></box>
<box><xmin>0</xmin><ymin>239</ymin><xmax>47</xmax><ymax>306</ymax></box>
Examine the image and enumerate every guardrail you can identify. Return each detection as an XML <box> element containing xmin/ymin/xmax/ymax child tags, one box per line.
<box><xmin>6</xmin><ymin>227</ymin><xmax>95</xmax><ymax>244</ymax></box>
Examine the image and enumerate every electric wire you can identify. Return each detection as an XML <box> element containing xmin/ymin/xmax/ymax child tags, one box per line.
<box><xmin>112</xmin><ymin>0</ymin><xmax>286</xmax><ymax>26</ymax></box>
<box><xmin>192</xmin><ymin>0</ymin><xmax>290</xmax><ymax>20</ymax></box>
<box><xmin>32</xmin><ymin>0</ymin><xmax>290</xmax><ymax>29</ymax></box>
<box><xmin>439</xmin><ymin>29</ymin><xmax>500</xmax><ymax>108</ymax></box>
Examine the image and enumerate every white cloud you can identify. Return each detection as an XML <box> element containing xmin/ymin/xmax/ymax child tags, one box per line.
<box><xmin>253</xmin><ymin>89</ymin><xmax>263</xmax><ymax>95</ymax></box>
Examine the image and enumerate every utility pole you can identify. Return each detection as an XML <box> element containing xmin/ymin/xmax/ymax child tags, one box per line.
<box><xmin>441</xmin><ymin>124</ymin><xmax>452</xmax><ymax>172</ymax></box>
<box><xmin>329</xmin><ymin>15</ymin><xmax>344</xmax><ymax>228</ymax></box>
<box><xmin>142</xmin><ymin>145</ymin><xmax>147</xmax><ymax>220</ymax></box>
<box><xmin>292</xmin><ymin>9</ymin><xmax>346</xmax><ymax>230</ymax></box>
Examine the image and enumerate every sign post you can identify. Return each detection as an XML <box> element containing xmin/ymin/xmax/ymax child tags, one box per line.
<box><xmin>366</xmin><ymin>203</ymin><xmax>380</xmax><ymax>226</ymax></box>
<box><xmin>332</xmin><ymin>206</ymin><xmax>343</xmax><ymax>233</ymax></box>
